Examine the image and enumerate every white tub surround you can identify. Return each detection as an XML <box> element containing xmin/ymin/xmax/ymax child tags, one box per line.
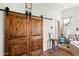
<box><xmin>70</xmin><ymin>41</ymin><xmax>79</xmax><ymax>48</ymax></box>
<box><xmin>70</xmin><ymin>41</ymin><xmax>79</xmax><ymax>56</ymax></box>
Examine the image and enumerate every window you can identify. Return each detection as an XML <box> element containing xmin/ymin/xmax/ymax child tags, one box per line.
<box><xmin>64</xmin><ymin>18</ymin><xmax>71</xmax><ymax>25</ymax></box>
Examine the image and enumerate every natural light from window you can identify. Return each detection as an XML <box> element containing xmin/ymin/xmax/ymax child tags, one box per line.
<box><xmin>64</xmin><ymin>18</ymin><xmax>71</xmax><ymax>25</ymax></box>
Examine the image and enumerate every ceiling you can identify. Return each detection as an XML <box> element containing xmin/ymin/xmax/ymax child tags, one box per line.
<box><xmin>53</xmin><ymin>3</ymin><xmax>79</xmax><ymax>10</ymax></box>
<box><xmin>33</xmin><ymin>3</ymin><xmax>79</xmax><ymax>11</ymax></box>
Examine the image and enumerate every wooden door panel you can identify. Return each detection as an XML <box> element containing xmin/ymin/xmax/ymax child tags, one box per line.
<box><xmin>35</xmin><ymin>20</ymin><xmax>42</xmax><ymax>35</ymax></box>
<box><xmin>31</xmin><ymin>38</ymin><xmax>42</xmax><ymax>51</ymax></box>
<box><xmin>9</xmin><ymin>38</ymin><xmax>26</xmax><ymax>44</ymax></box>
<box><xmin>32</xmin><ymin>19</ymin><xmax>42</xmax><ymax>36</ymax></box>
<box><xmin>31</xmin><ymin>19</ymin><xmax>36</xmax><ymax>35</ymax></box>
<box><xmin>9</xmin><ymin>14</ymin><xmax>27</xmax><ymax>37</ymax></box>
<box><xmin>9</xmin><ymin>43</ymin><xmax>26</xmax><ymax>56</ymax></box>
<box><xmin>9</xmin><ymin>38</ymin><xmax>26</xmax><ymax>55</ymax></box>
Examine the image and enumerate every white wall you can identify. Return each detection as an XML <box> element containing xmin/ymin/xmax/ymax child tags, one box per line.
<box><xmin>62</xmin><ymin>6</ymin><xmax>79</xmax><ymax>36</ymax></box>
<box><xmin>0</xmin><ymin>3</ymin><xmax>61</xmax><ymax>55</ymax></box>
<box><xmin>43</xmin><ymin>19</ymin><xmax>55</xmax><ymax>51</ymax></box>
<box><xmin>0</xmin><ymin>11</ymin><xmax>4</xmax><ymax>56</ymax></box>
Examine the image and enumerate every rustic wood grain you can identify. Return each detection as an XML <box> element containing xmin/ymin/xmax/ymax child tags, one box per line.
<box><xmin>4</xmin><ymin>12</ymin><xmax>27</xmax><ymax>56</ymax></box>
<box><xmin>4</xmin><ymin>12</ymin><xmax>43</xmax><ymax>56</ymax></box>
<box><xmin>30</xmin><ymin>15</ymin><xmax>43</xmax><ymax>55</ymax></box>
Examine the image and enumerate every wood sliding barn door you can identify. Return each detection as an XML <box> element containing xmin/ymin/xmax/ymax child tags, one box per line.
<box><xmin>4</xmin><ymin>12</ymin><xmax>27</xmax><ymax>56</ymax></box>
<box><xmin>4</xmin><ymin>12</ymin><xmax>43</xmax><ymax>56</ymax></box>
<box><xmin>29</xmin><ymin>16</ymin><xmax>43</xmax><ymax>55</ymax></box>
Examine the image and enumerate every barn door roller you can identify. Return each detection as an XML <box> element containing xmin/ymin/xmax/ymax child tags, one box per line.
<box><xmin>5</xmin><ymin>7</ymin><xmax>10</xmax><ymax>16</ymax></box>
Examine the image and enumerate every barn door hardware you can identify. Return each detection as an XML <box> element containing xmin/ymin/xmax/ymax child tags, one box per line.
<box><xmin>5</xmin><ymin>7</ymin><xmax>10</xmax><ymax>16</ymax></box>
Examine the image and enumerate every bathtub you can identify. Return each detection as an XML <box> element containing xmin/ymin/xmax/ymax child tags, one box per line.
<box><xmin>70</xmin><ymin>41</ymin><xmax>79</xmax><ymax>48</ymax></box>
<box><xmin>70</xmin><ymin>41</ymin><xmax>79</xmax><ymax>56</ymax></box>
